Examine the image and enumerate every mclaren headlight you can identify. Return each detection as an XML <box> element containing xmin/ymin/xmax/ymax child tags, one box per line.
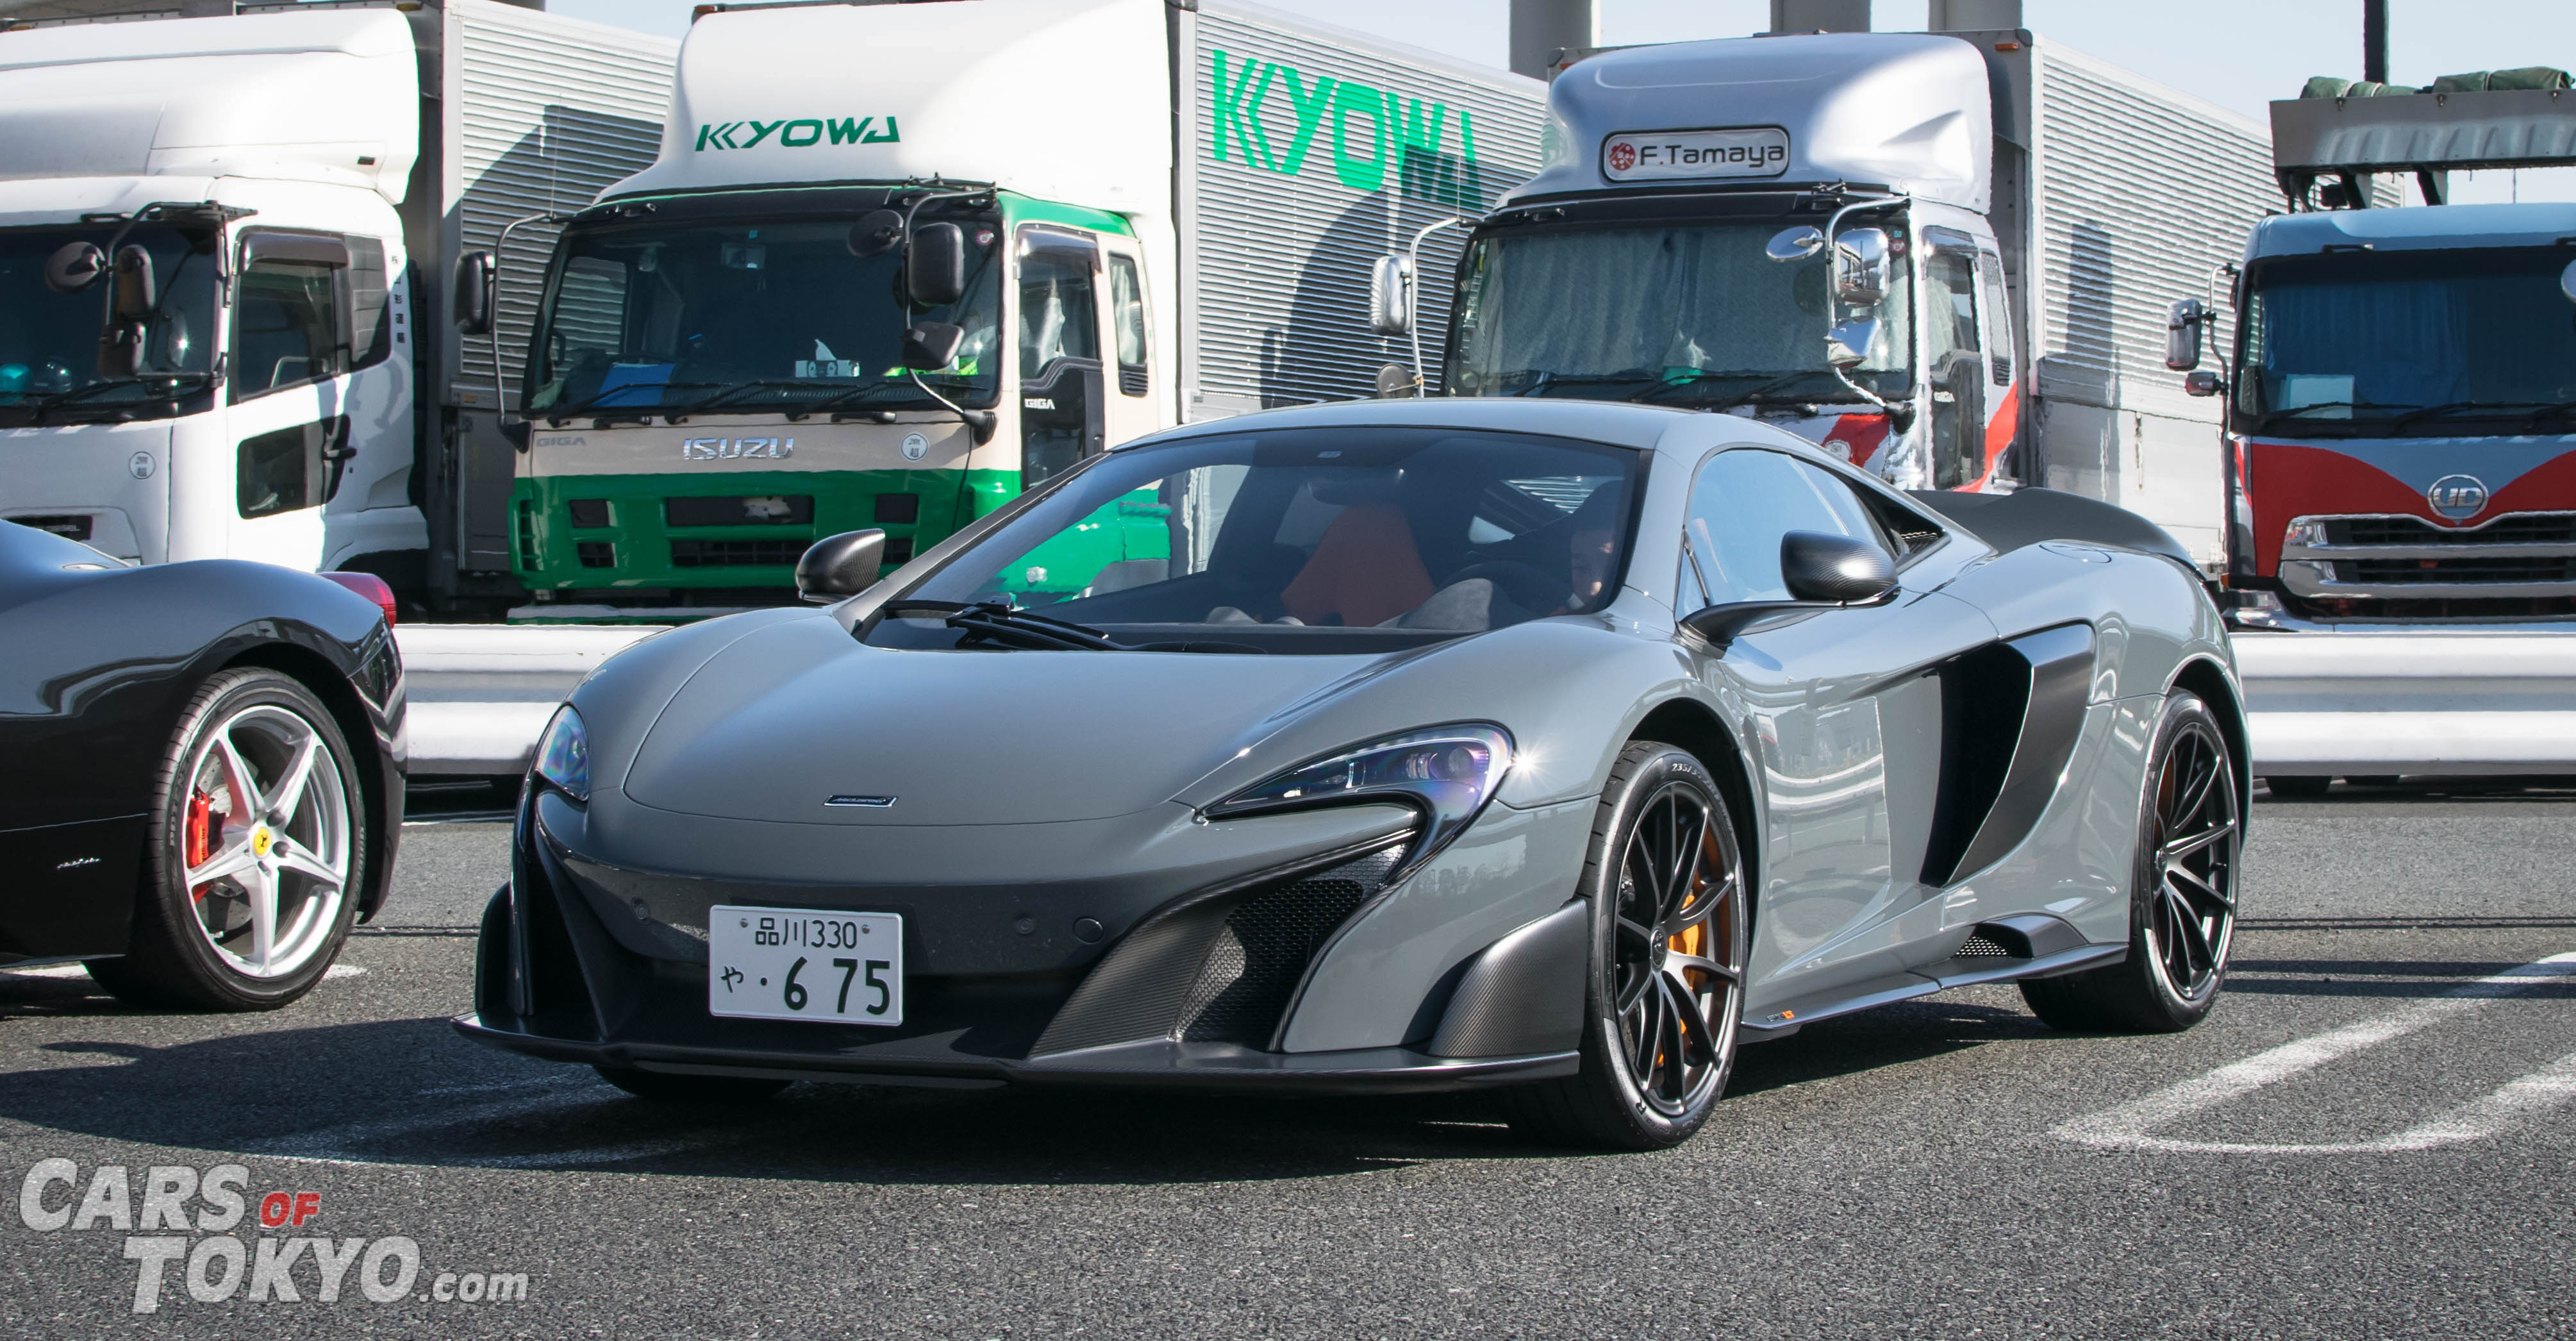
<box><xmin>1208</xmin><ymin>724</ymin><xmax>1513</xmax><ymax>872</ymax></box>
<box><xmin>531</xmin><ymin>704</ymin><xmax>590</xmax><ymax>803</ymax></box>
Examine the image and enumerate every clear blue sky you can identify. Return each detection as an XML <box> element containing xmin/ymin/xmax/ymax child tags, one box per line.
<box><xmin>551</xmin><ymin>0</ymin><xmax>2576</xmax><ymax>201</ymax></box>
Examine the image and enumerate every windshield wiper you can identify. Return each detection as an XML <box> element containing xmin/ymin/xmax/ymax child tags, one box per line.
<box><xmin>789</xmin><ymin>378</ymin><xmax>931</xmax><ymax>422</ymax></box>
<box><xmin>1486</xmin><ymin>370</ymin><xmax>1659</xmax><ymax>397</ymax></box>
<box><xmin>2385</xmin><ymin>400</ymin><xmax>2559</xmax><ymax>433</ymax></box>
<box><xmin>879</xmin><ymin>599</ymin><xmax>1124</xmax><ymax>651</ymax></box>
<box><xmin>539</xmin><ymin>381</ymin><xmax>727</xmax><ymax>426</ymax></box>
<box><xmin>2257</xmin><ymin>400</ymin><xmax>2418</xmax><ymax>426</ymax></box>
<box><xmin>1627</xmin><ymin>369</ymin><xmax>1827</xmax><ymax>407</ymax></box>
<box><xmin>2</xmin><ymin>374</ymin><xmax>210</xmax><ymax>423</ymax></box>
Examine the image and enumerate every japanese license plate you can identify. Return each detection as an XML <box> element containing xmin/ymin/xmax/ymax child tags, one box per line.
<box><xmin>707</xmin><ymin>905</ymin><xmax>902</xmax><ymax>1026</ymax></box>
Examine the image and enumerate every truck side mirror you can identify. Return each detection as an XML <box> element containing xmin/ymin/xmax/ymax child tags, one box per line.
<box><xmin>453</xmin><ymin>250</ymin><xmax>495</xmax><ymax>335</ymax></box>
<box><xmin>1825</xmin><ymin>317</ymin><xmax>1881</xmax><ymax>371</ymax></box>
<box><xmin>45</xmin><ymin>242</ymin><xmax>104</xmax><ymax>294</ymax></box>
<box><xmin>1832</xmin><ymin>228</ymin><xmax>1890</xmax><ymax>306</ymax></box>
<box><xmin>796</xmin><ymin>529</ymin><xmax>888</xmax><ymax>602</ymax></box>
<box><xmin>906</xmin><ymin>222</ymin><xmax>967</xmax><ymax>308</ymax></box>
<box><xmin>1766</xmin><ymin>226</ymin><xmax>1825</xmax><ymax>262</ymax></box>
<box><xmin>849</xmin><ymin>208</ymin><xmax>904</xmax><ymax>258</ymax></box>
<box><xmin>2165</xmin><ymin>297</ymin><xmax>2206</xmax><ymax>371</ymax></box>
<box><xmin>1367</xmin><ymin>254</ymin><xmax>1414</xmax><ymax>335</ymax></box>
<box><xmin>110</xmin><ymin>246</ymin><xmax>156</xmax><ymax>322</ymax></box>
<box><xmin>2182</xmin><ymin>371</ymin><xmax>2224</xmax><ymax>397</ymax></box>
<box><xmin>902</xmin><ymin>321</ymin><xmax>965</xmax><ymax>370</ymax></box>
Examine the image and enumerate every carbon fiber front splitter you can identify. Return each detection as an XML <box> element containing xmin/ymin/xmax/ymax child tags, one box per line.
<box><xmin>451</xmin><ymin>1012</ymin><xmax>1575</xmax><ymax>1095</ymax></box>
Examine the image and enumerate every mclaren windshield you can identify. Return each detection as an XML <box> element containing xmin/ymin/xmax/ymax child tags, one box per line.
<box><xmin>868</xmin><ymin>426</ymin><xmax>1640</xmax><ymax>654</ymax></box>
<box><xmin>2235</xmin><ymin>246</ymin><xmax>2576</xmax><ymax>437</ymax></box>
<box><xmin>1445</xmin><ymin>219</ymin><xmax>1911</xmax><ymax>406</ymax></box>
<box><xmin>524</xmin><ymin>213</ymin><xmax>1002</xmax><ymax>422</ymax></box>
<box><xmin>0</xmin><ymin>224</ymin><xmax>219</xmax><ymax>423</ymax></box>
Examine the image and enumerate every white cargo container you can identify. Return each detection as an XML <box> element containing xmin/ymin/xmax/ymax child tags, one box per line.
<box><xmin>494</xmin><ymin>0</ymin><xmax>1547</xmax><ymax>613</ymax></box>
<box><xmin>0</xmin><ymin>1</ymin><xmax>675</xmax><ymax>607</ymax></box>
<box><xmin>1406</xmin><ymin>23</ymin><xmax>2282</xmax><ymax>567</ymax></box>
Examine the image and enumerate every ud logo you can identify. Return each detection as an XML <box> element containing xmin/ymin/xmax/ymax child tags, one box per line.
<box><xmin>2426</xmin><ymin>474</ymin><xmax>2489</xmax><ymax>520</ymax></box>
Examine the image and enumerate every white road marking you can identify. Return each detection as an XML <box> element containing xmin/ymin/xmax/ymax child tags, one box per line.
<box><xmin>2054</xmin><ymin>951</ymin><xmax>2576</xmax><ymax>1154</ymax></box>
<box><xmin>1</xmin><ymin>962</ymin><xmax>365</xmax><ymax>981</ymax></box>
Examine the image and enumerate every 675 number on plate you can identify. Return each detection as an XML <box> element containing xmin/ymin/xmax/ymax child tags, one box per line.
<box><xmin>708</xmin><ymin>906</ymin><xmax>902</xmax><ymax>1025</ymax></box>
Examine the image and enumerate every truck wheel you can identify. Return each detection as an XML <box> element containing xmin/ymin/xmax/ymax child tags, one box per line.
<box><xmin>595</xmin><ymin>1065</ymin><xmax>790</xmax><ymax>1104</ymax></box>
<box><xmin>2264</xmin><ymin>775</ymin><xmax>2332</xmax><ymax>799</ymax></box>
<box><xmin>1503</xmin><ymin>743</ymin><xmax>1747</xmax><ymax>1151</ymax></box>
<box><xmin>2023</xmin><ymin>692</ymin><xmax>2239</xmax><ymax>1033</ymax></box>
<box><xmin>87</xmin><ymin>670</ymin><xmax>365</xmax><ymax>1012</ymax></box>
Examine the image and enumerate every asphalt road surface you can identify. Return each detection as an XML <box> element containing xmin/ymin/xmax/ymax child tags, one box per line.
<box><xmin>5</xmin><ymin>778</ymin><xmax>2573</xmax><ymax>1338</ymax></box>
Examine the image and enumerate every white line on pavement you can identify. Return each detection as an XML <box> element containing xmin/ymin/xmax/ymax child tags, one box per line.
<box><xmin>0</xmin><ymin>963</ymin><xmax>366</xmax><ymax>981</ymax></box>
<box><xmin>2054</xmin><ymin>951</ymin><xmax>2576</xmax><ymax>1154</ymax></box>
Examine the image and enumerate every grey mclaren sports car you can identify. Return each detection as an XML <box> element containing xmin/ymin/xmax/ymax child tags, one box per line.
<box><xmin>457</xmin><ymin>398</ymin><xmax>2247</xmax><ymax>1150</ymax></box>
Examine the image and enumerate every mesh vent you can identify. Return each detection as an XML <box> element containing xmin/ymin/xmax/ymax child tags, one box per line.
<box><xmin>1955</xmin><ymin>931</ymin><xmax>2018</xmax><ymax>959</ymax></box>
<box><xmin>1176</xmin><ymin>847</ymin><xmax>1403</xmax><ymax>1046</ymax></box>
<box><xmin>670</xmin><ymin>538</ymin><xmax>803</xmax><ymax>567</ymax></box>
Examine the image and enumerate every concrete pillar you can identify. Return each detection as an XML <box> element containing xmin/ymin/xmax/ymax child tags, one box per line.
<box><xmin>1928</xmin><ymin>0</ymin><xmax>2023</xmax><ymax>29</ymax></box>
<box><xmin>1768</xmin><ymin>0</ymin><xmax>1870</xmax><ymax>33</ymax></box>
<box><xmin>1509</xmin><ymin>0</ymin><xmax>1594</xmax><ymax>81</ymax></box>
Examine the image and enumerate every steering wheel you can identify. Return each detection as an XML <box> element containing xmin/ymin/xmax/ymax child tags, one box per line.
<box><xmin>1443</xmin><ymin>560</ymin><xmax>1561</xmax><ymax>614</ymax></box>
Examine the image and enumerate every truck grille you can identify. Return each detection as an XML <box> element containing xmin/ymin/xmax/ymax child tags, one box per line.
<box><xmin>2329</xmin><ymin>513</ymin><xmax>2576</xmax><ymax>547</ymax></box>
<box><xmin>669</xmin><ymin>539</ymin><xmax>804</xmax><ymax>568</ymax></box>
<box><xmin>2345</xmin><ymin>556</ymin><xmax>2576</xmax><ymax>585</ymax></box>
<box><xmin>665</xmin><ymin>495</ymin><xmax>814</xmax><ymax>528</ymax></box>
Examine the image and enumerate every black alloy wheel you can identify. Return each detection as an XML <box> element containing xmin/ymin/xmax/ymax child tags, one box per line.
<box><xmin>2024</xmin><ymin>691</ymin><xmax>2240</xmax><ymax>1033</ymax></box>
<box><xmin>1506</xmin><ymin>742</ymin><xmax>1748</xmax><ymax>1150</ymax></box>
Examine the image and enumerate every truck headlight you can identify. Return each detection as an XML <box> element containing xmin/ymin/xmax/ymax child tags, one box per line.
<box><xmin>531</xmin><ymin>705</ymin><xmax>590</xmax><ymax>803</ymax></box>
<box><xmin>1208</xmin><ymin>724</ymin><xmax>1513</xmax><ymax>872</ymax></box>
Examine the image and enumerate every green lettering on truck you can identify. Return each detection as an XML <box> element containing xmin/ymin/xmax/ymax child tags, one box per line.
<box><xmin>1329</xmin><ymin>79</ymin><xmax>1388</xmax><ymax>192</ymax></box>
<box><xmin>1207</xmin><ymin>47</ymin><xmax>1492</xmax><ymax>208</ymax></box>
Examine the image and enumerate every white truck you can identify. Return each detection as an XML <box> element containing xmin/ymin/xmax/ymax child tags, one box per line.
<box><xmin>1392</xmin><ymin>4</ymin><xmax>2281</xmax><ymax>569</ymax></box>
<box><xmin>0</xmin><ymin>0</ymin><xmax>675</xmax><ymax>610</ymax></box>
<box><xmin>490</xmin><ymin>0</ymin><xmax>1545</xmax><ymax>618</ymax></box>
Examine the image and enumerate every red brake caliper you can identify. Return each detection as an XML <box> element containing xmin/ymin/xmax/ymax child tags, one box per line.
<box><xmin>184</xmin><ymin>790</ymin><xmax>217</xmax><ymax>893</ymax></box>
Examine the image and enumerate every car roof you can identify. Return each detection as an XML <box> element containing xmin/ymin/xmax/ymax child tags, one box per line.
<box><xmin>1118</xmin><ymin>396</ymin><xmax>1827</xmax><ymax>463</ymax></box>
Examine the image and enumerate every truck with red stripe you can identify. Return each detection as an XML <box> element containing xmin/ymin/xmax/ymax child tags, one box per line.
<box><xmin>1384</xmin><ymin>9</ymin><xmax>2278</xmax><ymax>565</ymax></box>
<box><xmin>2155</xmin><ymin>79</ymin><xmax>2576</xmax><ymax>790</ymax></box>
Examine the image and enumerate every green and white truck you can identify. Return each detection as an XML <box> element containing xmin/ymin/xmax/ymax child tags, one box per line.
<box><xmin>493</xmin><ymin>0</ymin><xmax>1545</xmax><ymax>619</ymax></box>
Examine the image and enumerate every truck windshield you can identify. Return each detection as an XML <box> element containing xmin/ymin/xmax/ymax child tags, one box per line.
<box><xmin>1445</xmin><ymin>221</ymin><xmax>1912</xmax><ymax>405</ymax></box>
<box><xmin>0</xmin><ymin>224</ymin><xmax>219</xmax><ymax>420</ymax></box>
<box><xmin>2236</xmin><ymin>246</ymin><xmax>2576</xmax><ymax>436</ymax></box>
<box><xmin>868</xmin><ymin>426</ymin><xmax>1639</xmax><ymax>653</ymax></box>
<box><xmin>524</xmin><ymin>215</ymin><xmax>1002</xmax><ymax>421</ymax></box>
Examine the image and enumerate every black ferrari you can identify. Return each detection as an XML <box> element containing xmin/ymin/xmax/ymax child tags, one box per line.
<box><xmin>0</xmin><ymin>520</ymin><xmax>404</xmax><ymax>1009</ymax></box>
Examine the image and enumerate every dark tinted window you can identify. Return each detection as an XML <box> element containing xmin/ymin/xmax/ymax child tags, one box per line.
<box><xmin>233</xmin><ymin>258</ymin><xmax>344</xmax><ymax>399</ymax></box>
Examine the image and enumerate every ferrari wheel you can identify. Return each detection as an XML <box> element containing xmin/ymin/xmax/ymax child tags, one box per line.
<box><xmin>1504</xmin><ymin>743</ymin><xmax>1747</xmax><ymax>1151</ymax></box>
<box><xmin>595</xmin><ymin>1066</ymin><xmax>791</xmax><ymax>1104</ymax></box>
<box><xmin>2023</xmin><ymin>691</ymin><xmax>2240</xmax><ymax>1033</ymax></box>
<box><xmin>87</xmin><ymin>669</ymin><xmax>365</xmax><ymax>1012</ymax></box>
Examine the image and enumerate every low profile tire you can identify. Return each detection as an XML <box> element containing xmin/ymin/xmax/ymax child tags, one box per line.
<box><xmin>2023</xmin><ymin>691</ymin><xmax>2241</xmax><ymax>1034</ymax></box>
<box><xmin>594</xmin><ymin>1065</ymin><xmax>791</xmax><ymax>1104</ymax></box>
<box><xmin>2264</xmin><ymin>774</ymin><xmax>2332</xmax><ymax>799</ymax></box>
<box><xmin>87</xmin><ymin>669</ymin><xmax>366</xmax><ymax>1012</ymax></box>
<box><xmin>1504</xmin><ymin>742</ymin><xmax>1749</xmax><ymax>1151</ymax></box>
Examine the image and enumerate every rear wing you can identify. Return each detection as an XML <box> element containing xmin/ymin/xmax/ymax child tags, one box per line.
<box><xmin>2271</xmin><ymin>87</ymin><xmax>2576</xmax><ymax>206</ymax></box>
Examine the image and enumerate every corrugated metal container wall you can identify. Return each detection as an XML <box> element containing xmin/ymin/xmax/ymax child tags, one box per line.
<box><xmin>447</xmin><ymin>0</ymin><xmax>675</xmax><ymax>409</ymax></box>
<box><xmin>2027</xmin><ymin>40</ymin><xmax>2277</xmax><ymax>426</ymax></box>
<box><xmin>1181</xmin><ymin>3</ymin><xmax>1545</xmax><ymax>417</ymax></box>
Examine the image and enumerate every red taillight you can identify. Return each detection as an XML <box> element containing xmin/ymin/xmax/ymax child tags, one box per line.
<box><xmin>320</xmin><ymin>571</ymin><xmax>398</xmax><ymax>626</ymax></box>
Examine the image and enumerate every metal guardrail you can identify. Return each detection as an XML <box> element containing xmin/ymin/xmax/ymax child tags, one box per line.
<box><xmin>395</xmin><ymin>625</ymin><xmax>667</xmax><ymax>776</ymax></box>
<box><xmin>2234</xmin><ymin>628</ymin><xmax>2576</xmax><ymax>776</ymax></box>
<box><xmin>394</xmin><ymin>622</ymin><xmax>2576</xmax><ymax>783</ymax></box>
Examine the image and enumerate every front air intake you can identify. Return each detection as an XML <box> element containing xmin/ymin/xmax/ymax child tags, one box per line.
<box><xmin>1176</xmin><ymin>847</ymin><xmax>1404</xmax><ymax>1046</ymax></box>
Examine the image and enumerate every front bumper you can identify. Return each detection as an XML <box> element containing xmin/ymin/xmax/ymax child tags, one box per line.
<box><xmin>454</xmin><ymin>788</ymin><xmax>1586</xmax><ymax>1093</ymax></box>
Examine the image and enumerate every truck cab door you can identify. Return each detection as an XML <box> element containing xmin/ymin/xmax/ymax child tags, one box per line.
<box><xmin>1100</xmin><ymin>247</ymin><xmax>1161</xmax><ymax>448</ymax></box>
<box><xmin>1921</xmin><ymin>231</ymin><xmax>1988</xmax><ymax>490</ymax></box>
<box><xmin>1015</xmin><ymin>228</ymin><xmax>1104</xmax><ymax>493</ymax></box>
<box><xmin>224</xmin><ymin>232</ymin><xmax>355</xmax><ymax>569</ymax></box>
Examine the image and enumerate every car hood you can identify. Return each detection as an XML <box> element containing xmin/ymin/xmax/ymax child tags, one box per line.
<box><xmin>620</xmin><ymin>617</ymin><xmax>1390</xmax><ymax>826</ymax></box>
